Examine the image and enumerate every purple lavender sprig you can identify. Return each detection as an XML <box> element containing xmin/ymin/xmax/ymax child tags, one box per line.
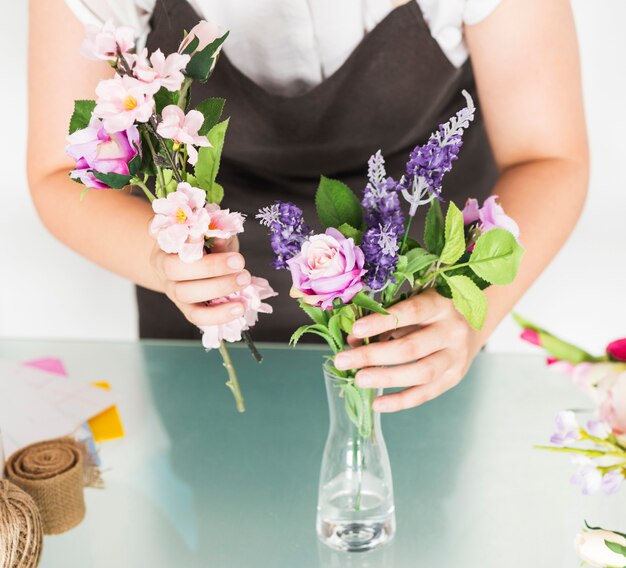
<box><xmin>361</xmin><ymin>223</ymin><xmax>400</xmax><ymax>292</ymax></box>
<box><xmin>256</xmin><ymin>201</ymin><xmax>312</xmax><ymax>269</ymax></box>
<box><xmin>400</xmin><ymin>90</ymin><xmax>476</xmax><ymax>206</ymax></box>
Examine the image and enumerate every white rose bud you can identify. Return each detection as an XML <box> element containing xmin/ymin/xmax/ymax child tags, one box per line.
<box><xmin>575</xmin><ymin>529</ymin><xmax>626</xmax><ymax>567</ymax></box>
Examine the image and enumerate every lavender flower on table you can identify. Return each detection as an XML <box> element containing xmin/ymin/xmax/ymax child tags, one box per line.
<box><xmin>256</xmin><ymin>201</ymin><xmax>312</xmax><ymax>269</ymax></box>
<box><xmin>361</xmin><ymin>223</ymin><xmax>400</xmax><ymax>292</ymax></box>
<box><xmin>400</xmin><ymin>90</ymin><xmax>476</xmax><ymax>203</ymax></box>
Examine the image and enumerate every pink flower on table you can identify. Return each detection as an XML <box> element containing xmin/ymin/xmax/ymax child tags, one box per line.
<box><xmin>520</xmin><ymin>328</ymin><xmax>540</xmax><ymax>347</ymax></box>
<box><xmin>607</xmin><ymin>338</ymin><xmax>626</xmax><ymax>362</ymax></box>
<box><xmin>156</xmin><ymin>105</ymin><xmax>210</xmax><ymax>166</ymax></box>
<box><xmin>149</xmin><ymin>182</ymin><xmax>210</xmax><ymax>263</ymax></box>
<box><xmin>205</xmin><ymin>204</ymin><xmax>245</xmax><ymax>240</ymax></box>
<box><xmin>201</xmin><ymin>277</ymin><xmax>277</xmax><ymax>350</ymax></box>
<box><xmin>287</xmin><ymin>228</ymin><xmax>366</xmax><ymax>310</ymax></box>
<box><xmin>65</xmin><ymin>117</ymin><xmax>140</xmax><ymax>189</ymax></box>
<box><xmin>178</xmin><ymin>20</ymin><xmax>224</xmax><ymax>55</ymax></box>
<box><xmin>131</xmin><ymin>49</ymin><xmax>190</xmax><ymax>93</ymax></box>
<box><xmin>94</xmin><ymin>75</ymin><xmax>155</xmax><ymax>133</ymax></box>
<box><xmin>599</xmin><ymin>371</ymin><xmax>626</xmax><ymax>436</ymax></box>
<box><xmin>462</xmin><ymin>195</ymin><xmax>520</xmax><ymax>239</ymax></box>
<box><xmin>80</xmin><ymin>19</ymin><xmax>135</xmax><ymax>62</ymax></box>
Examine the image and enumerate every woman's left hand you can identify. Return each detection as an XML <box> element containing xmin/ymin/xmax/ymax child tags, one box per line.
<box><xmin>333</xmin><ymin>288</ymin><xmax>483</xmax><ymax>412</ymax></box>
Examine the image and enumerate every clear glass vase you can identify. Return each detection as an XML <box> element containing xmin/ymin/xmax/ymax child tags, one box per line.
<box><xmin>316</xmin><ymin>365</ymin><xmax>396</xmax><ymax>552</ymax></box>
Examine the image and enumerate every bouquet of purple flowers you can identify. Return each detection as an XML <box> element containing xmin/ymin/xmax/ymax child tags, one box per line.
<box><xmin>258</xmin><ymin>92</ymin><xmax>524</xmax><ymax>435</ymax></box>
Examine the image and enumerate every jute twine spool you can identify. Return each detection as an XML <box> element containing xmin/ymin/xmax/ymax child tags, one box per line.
<box><xmin>0</xmin><ymin>479</ymin><xmax>43</xmax><ymax>568</ymax></box>
<box><xmin>4</xmin><ymin>438</ymin><xmax>100</xmax><ymax>535</ymax></box>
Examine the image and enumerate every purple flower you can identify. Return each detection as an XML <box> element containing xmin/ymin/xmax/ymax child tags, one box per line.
<box><xmin>586</xmin><ymin>419</ymin><xmax>611</xmax><ymax>440</ymax></box>
<box><xmin>400</xmin><ymin>90</ymin><xmax>476</xmax><ymax>201</ymax></box>
<box><xmin>601</xmin><ymin>470</ymin><xmax>624</xmax><ymax>495</ymax></box>
<box><xmin>550</xmin><ymin>410</ymin><xmax>581</xmax><ymax>445</ymax></box>
<box><xmin>570</xmin><ymin>456</ymin><xmax>603</xmax><ymax>495</ymax></box>
<box><xmin>361</xmin><ymin>223</ymin><xmax>400</xmax><ymax>291</ymax></box>
<box><xmin>256</xmin><ymin>202</ymin><xmax>312</xmax><ymax>270</ymax></box>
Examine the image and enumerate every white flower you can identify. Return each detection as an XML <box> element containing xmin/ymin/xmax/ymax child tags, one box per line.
<box><xmin>574</xmin><ymin>529</ymin><xmax>626</xmax><ymax>568</ymax></box>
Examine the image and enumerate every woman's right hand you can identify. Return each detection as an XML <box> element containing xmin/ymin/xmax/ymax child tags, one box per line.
<box><xmin>150</xmin><ymin>237</ymin><xmax>251</xmax><ymax>327</ymax></box>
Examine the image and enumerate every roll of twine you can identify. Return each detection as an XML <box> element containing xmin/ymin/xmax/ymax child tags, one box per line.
<box><xmin>0</xmin><ymin>479</ymin><xmax>43</xmax><ymax>568</ymax></box>
<box><xmin>4</xmin><ymin>439</ymin><xmax>99</xmax><ymax>535</ymax></box>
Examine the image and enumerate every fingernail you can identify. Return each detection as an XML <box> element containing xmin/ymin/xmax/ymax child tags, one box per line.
<box><xmin>236</xmin><ymin>271</ymin><xmax>251</xmax><ymax>286</ymax></box>
<box><xmin>352</xmin><ymin>321</ymin><xmax>368</xmax><ymax>337</ymax></box>
<box><xmin>356</xmin><ymin>372</ymin><xmax>373</xmax><ymax>388</ymax></box>
<box><xmin>230</xmin><ymin>303</ymin><xmax>244</xmax><ymax>316</ymax></box>
<box><xmin>334</xmin><ymin>353</ymin><xmax>351</xmax><ymax>370</ymax></box>
<box><xmin>227</xmin><ymin>255</ymin><xmax>244</xmax><ymax>270</ymax></box>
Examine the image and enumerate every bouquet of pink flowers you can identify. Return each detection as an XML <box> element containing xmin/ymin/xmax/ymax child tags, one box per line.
<box><xmin>65</xmin><ymin>20</ymin><xmax>276</xmax><ymax>412</ymax></box>
<box><xmin>258</xmin><ymin>92</ymin><xmax>524</xmax><ymax>435</ymax></box>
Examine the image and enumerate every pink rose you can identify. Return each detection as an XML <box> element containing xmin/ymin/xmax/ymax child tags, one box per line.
<box><xmin>65</xmin><ymin>117</ymin><xmax>140</xmax><ymax>189</ymax></box>
<box><xmin>201</xmin><ymin>277</ymin><xmax>277</xmax><ymax>349</ymax></box>
<box><xmin>149</xmin><ymin>182</ymin><xmax>210</xmax><ymax>263</ymax></box>
<box><xmin>287</xmin><ymin>228</ymin><xmax>366</xmax><ymax>310</ymax></box>
<box><xmin>131</xmin><ymin>49</ymin><xmax>190</xmax><ymax>93</ymax></box>
<box><xmin>462</xmin><ymin>195</ymin><xmax>520</xmax><ymax>239</ymax></box>
<box><xmin>599</xmin><ymin>372</ymin><xmax>626</xmax><ymax>436</ymax></box>
<box><xmin>205</xmin><ymin>204</ymin><xmax>245</xmax><ymax>239</ymax></box>
<box><xmin>178</xmin><ymin>20</ymin><xmax>224</xmax><ymax>55</ymax></box>
<box><xmin>94</xmin><ymin>75</ymin><xmax>155</xmax><ymax>133</ymax></box>
<box><xmin>607</xmin><ymin>338</ymin><xmax>626</xmax><ymax>362</ymax></box>
<box><xmin>156</xmin><ymin>105</ymin><xmax>210</xmax><ymax>165</ymax></box>
<box><xmin>80</xmin><ymin>19</ymin><xmax>135</xmax><ymax>62</ymax></box>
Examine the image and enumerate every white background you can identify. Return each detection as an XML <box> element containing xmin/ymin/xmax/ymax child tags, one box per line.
<box><xmin>1</xmin><ymin>1</ymin><xmax>625</xmax><ymax>352</ymax></box>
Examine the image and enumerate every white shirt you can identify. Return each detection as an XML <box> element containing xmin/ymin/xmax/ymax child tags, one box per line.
<box><xmin>65</xmin><ymin>0</ymin><xmax>502</xmax><ymax>96</ymax></box>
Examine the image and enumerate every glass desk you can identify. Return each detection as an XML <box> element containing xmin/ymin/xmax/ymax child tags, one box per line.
<box><xmin>0</xmin><ymin>339</ymin><xmax>623</xmax><ymax>567</ymax></box>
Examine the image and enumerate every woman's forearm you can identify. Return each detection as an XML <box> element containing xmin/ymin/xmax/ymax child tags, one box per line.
<box><xmin>29</xmin><ymin>169</ymin><xmax>163</xmax><ymax>292</ymax></box>
<box><xmin>475</xmin><ymin>157</ymin><xmax>589</xmax><ymax>348</ymax></box>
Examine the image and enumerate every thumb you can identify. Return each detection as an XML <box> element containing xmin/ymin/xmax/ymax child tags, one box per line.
<box><xmin>211</xmin><ymin>236</ymin><xmax>239</xmax><ymax>254</ymax></box>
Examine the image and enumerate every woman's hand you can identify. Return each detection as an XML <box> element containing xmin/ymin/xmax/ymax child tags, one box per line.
<box><xmin>150</xmin><ymin>237</ymin><xmax>251</xmax><ymax>327</ymax></box>
<box><xmin>334</xmin><ymin>289</ymin><xmax>483</xmax><ymax>413</ymax></box>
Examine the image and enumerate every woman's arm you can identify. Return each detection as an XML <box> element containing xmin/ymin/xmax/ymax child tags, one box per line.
<box><xmin>336</xmin><ymin>0</ymin><xmax>589</xmax><ymax>411</ymax></box>
<box><xmin>28</xmin><ymin>0</ymin><xmax>249</xmax><ymax>327</ymax></box>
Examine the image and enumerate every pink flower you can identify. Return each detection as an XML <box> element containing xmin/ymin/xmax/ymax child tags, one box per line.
<box><xmin>156</xmin><ymin>105</ymin><xmax>210</xmax><ymax>166</ymax></box>
<box><xmin>149</xmin><ymin>182</ymin><xmax>210</xmax><ymax>263</ymax></box>
<box><xmin>132</xmin><ymin>49</ymin><xmax>190</xmax><ymax>93</ymax></box>
<box><xmin>201</xmin><ymin>277</ymin><xmax>277</xmax><ymax>350</ymax></box>
<box><xmin>463</xmin><ymin>195</ymin><xmax>520</xmax><ymax>239</ymax></box>
<box><xmin>94</xmin><ymin>75</ymin><xmax>155</xmax><ymax>132</ymax></box>
<box><xmin>80</xmin><ymin>19</ymin><xmax>135</xmax><ymax>62</ymax></box>
<box><xmin>65</xmin><ymin>117</ymin><xmax>140</xmax><ymax>189</ymax></box>
<box><xmin>599</xmin><ymin>372</ymin><xmax>626</xmax><ymax>436</ymax></box>
<box><xmin>520</xmin><ymin>328</ymin><xmax>541</xmax><ymax>346</ymax></box>
<box><xmin>287</xmin><ymin>228</ymin><xmax>366</xmax><ymax>310</ymax></box>
<box><xmin>178</xmin><ymin>20</ymin><xmax>224</xmax><ymax>55</ymax></box>
<box><xmin>205</xmin><ymin>204</ymin><xmax>245</xmax><ymax>239</ymax></box>
<box><xmin>607</xmin><ymin>338</ymin><xmax>626</xmax><ymax>362</ymax></box>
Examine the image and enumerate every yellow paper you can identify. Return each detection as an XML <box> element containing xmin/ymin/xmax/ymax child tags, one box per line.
<box><xmin>88</xmin><ymin>381</ymin><xmax>125</xmax><ymax>442</ymax></box>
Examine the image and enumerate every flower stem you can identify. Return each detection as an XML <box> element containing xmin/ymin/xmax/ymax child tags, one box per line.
<box><xmin>131</xmin><ymin>178</ymin><xmax>155</xmax><ymax>202</ymax></box>
<box><xmin>399</xmin><ymin>216</ymin><xmax>413</xmax><ymax>255</ymax></box>
<box><xmin>218</xmin><ymin>341</ymin><xmax>245</xmax><ymax>413</ymax></box>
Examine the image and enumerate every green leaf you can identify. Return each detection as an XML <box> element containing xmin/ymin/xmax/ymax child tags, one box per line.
<box><xmin>153</xmin><ymin>88</ymin><xmax>178</xmax><ymax>115</ymax></box>
<box><xmin>351</xmin><ymin>291</ymin><xmax>389</xmax><ymax>315</ymax></box>
<box><xmin>328</xmin><ymin>315</ymin><xmax>345</xmax><ymax>352</ymax></box>
<box><xmin>328</xmin><ymin>307</ymin><xmax>356</xmax><ymax>346</ymax></box>
<box><xmin>298</xmin><ymin>300</ymin><xmax>328</xmax><ymax>326</ymax></box>
<box><xmin>289</xmin><ymin>324</ymin><xmax>337</xmax><ymax>351</ymax></box>
<box><xmin>424</xmin><ymin>199</ymin><xmax>445</xmax><ymax>255</ymax></box>
<box><xmin>439</xmin><ymin>202</ymin><xmax>466</xmax><ymax>265</ymax></box>
<box><xmin>207</xmin><ymin>181</ymin><xmax>224</xmax><ymax>205</ymax></box>
<box><xmin>538</xmin><ymin>331</ymin><xmax>596</xmax><ymax>364</ymax></box>
<box><xmin>196</xmin><ymin>97</ymin><xmax>225</xmax><ymax>136</ymax></box>
<box><xmin>337</xmin><ymin>223</ymin><xmax>363</xmax><ymax>243</ymax></box>
<box><xmin>358</xmin><ymin>387</ymin><xmax>373</xmax><ymax>438</ymax></box>
<box><xmin>469</xmin><ymin>228</ymin><xmax>524</xmax><ymax>285</ymax></box>
<box><xmin>68</xmin><ymin>100</ymin><xmax>96</xmax><ymax>134</ymax></box>
<box><xmin>342</xmin><ymin>384</ymin><xmax>362</xmax><ymax>429</ymax></box>
<box><xmin>127</xmin><ymin>142</ymin><xmax>143</xmax><ymax>176</ymax></box>
<box><xmin>315</xmin><ymin>176</ymin><xmax>363</xmax><ymax>230</ymax></box>
<box><xmin>405</xmin><ymin>247</ymin><xmax>438</xmax><ymax>275</ymax></box>
<box><xmin>194</xmin><ymin>119</ymin><xmax>229</xmax><ymax>199</ymax></box>
<box><xmin>181</xmin><ymin>35</ymin><xmax>199</xmax><ymax>55</ymax></box>
<box><xmin>604</xmin><ymin>540</ymin><xmax>626</xmax><ymax>558</ymax></box>
<box><xmin>91</xmin><ymin>171</ymin><xmax>132</xmax><ymax>189</ymax></box>
<box><xmin>185</xmin><ymin>31</ymin><xmax>229</xmax><ymax>82</ymax></box>
<box><xmin>442</xmin><ymin>274</ymin><xmax>487</xmax><ymax>330</ymax></box>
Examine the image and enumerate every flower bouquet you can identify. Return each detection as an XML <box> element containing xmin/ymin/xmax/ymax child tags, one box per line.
<box><xmin>64</xmin><ymin>20</ymin><xmax>276</xmax><ymax>412</ymax></box>
<box><xmin>257</xmin><ymin>91</ymin><xmax>524</xmax><ymax>551</ymax></box>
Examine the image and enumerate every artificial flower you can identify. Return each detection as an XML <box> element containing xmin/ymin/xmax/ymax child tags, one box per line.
<box><xmin>463</xmin><ymin>196</ymin><xmax>520</xmax><ymax>239</ymax></box>
<box><xmin>570</xmin><ymin>456</ymin><xmax>603</xmax><ymax>495</ymax></box>
<box><xmin>149</xmin><ymin>182</ymin><xmax>210</xmax><ymax>263</ymax></box>
<box><xmin>550</xmin><ymin>410</ymin><xmax>581</xmax><ymax>445</ymax></box>
<box><xmin>178</xmin><ymin>19</ymin><xmax>224</xmax><ymax>55</ymax></box>
<box><xmin>607</xmin><ymin>338</ymin><xmax>626</xmax><ymax>362</ymax></box>
<box><xmin>205</xmin><ymin>203</ymin><xmax>245</xmax><ymax>239</ymax></box>
<box><xmin>156</xmin><ymin>105</ymin><xmax>210</xmax><ymax>165</ymax></box>
<box><xmin>361</xmin><ymin>224</ymin><xmax>400</xmax><ymax>292</ymax></box>
<box><xmin>132</xmin><ymin>48</ymin><xmax>190</xmax><ymax>93</ymax></box>
<box><xmin>574</xmin><ymin>528</ymin><xmax>626</xmax><ymax>568</ymax></box>
<box><xmin>94</xmin><ymin>75</ymin><xmax>155</xmax><ymax>132</ymax></box>
<box><xmin>80</xmin><ymin>19</ymin><xmax>135</xmax><ymax>62</ymax></box>
<box><xmin>65</xmin><ymin>117</ymin><xmax>140</xmax><ymax>189</ymax></box>
<box><xmin>599</xmin><ymin>372</ymin><xmax>626</xmax><ymax>436</ymax></box>
<box><xmin>201</xmin><ymin>277</ymin><xmax>277</xmax><ymax>350</ymax></box>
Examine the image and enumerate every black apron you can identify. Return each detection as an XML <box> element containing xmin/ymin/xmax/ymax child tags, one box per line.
<box><xmin>137</xmin><ymin>0</ymin><xmax>497</xmax><ymax>342</ymax></box>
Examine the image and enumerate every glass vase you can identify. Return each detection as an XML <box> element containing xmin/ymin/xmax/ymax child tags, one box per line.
<box><xmin>316</xmin><ymin>364</ymin><xmax>396</xmax><ymax>552</ymax></box>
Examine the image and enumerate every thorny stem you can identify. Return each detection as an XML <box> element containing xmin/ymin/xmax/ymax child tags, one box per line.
<box><xmin>218</xmin><ymin>341</ymin><xmax>245</xmax><ymax>413</ymax></box>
